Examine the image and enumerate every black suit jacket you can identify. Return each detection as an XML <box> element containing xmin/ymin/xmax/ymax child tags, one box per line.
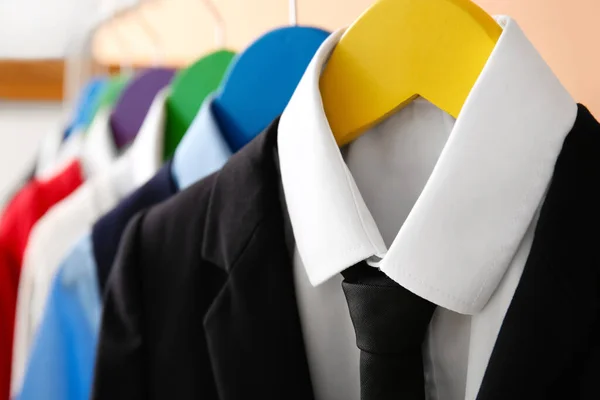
<box><xmin>92</xmin><ymin>105</ymin><xmax>600</xmax><ymax>399</ymax></box>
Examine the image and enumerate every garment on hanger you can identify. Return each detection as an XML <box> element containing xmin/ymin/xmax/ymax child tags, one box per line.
<box><xmin>164</xmin><ymin>51</ymin><xmax>235</xmax><ymax>160</ymax></box>
<box><xmin>172</xmin><ymin>95</ymin><xmax>232</xmax><ymax>189</ymax></box>
<box><xmin>278</xmin><ymin>18</ymin><xmax>575</xmax><ymax>399</ymax></box>
<box><xmin>211</xmin><ymin>26</ymin><xmax>329</xmax><ymax>153</ymax></box>
<box><xmin>171</xmin><ymin>26</ymin><xmax>329</xmax><ymax>193</ymax></box>
<box><xmin>91</xmin><ymin>17</ymin><xmax>600</xmax><ymax>400</ymax></box>
<box><xmin>87</xmin><ymin>75</ymin><xmax>131</xmax><ymax>130</ymax></box>
<box><xmin>35</xmin><ymin>78</ymin><xmax>108</xmax><ymax>180</ymax></box>
<box><xmin>35</xmin><ymin>106</ymin><xmax>116</xmax><ymax>189</ymax></box>
<box><xmin>109</xmin><ymin>68</ymin><xmax>176</xmax><ymax>149</ymax></box>
<box><xmin>0</xmin><ymin>82</ymin><xmax>101</xmax><ymax>209</ymax></box>
<box><xmin>77</xmin><ymin>108</ymin><xmax>118</xmax><ymax>178</ymax></box>
<box><xmin>9</xmin><ymin>76</ymin><xmax>131</xmax><ymax>398</ymax></box>
<box><xmin>95</xmin><ymin>94</ymin><xmax>231</xmax><ymax>291</ymax></box>
<box><xmin>11</xmin><ymin>89</ymin><xmax>171</xmax><ymax>400</ymax></box>
<box><xmin>18</xmin><ymin>92</ymin><xmax>232</xmax><ymax>400</ymax></box>
<box><xmin>36</xmin><ymin>88</ymin><xmax>125</xmax><ymax>183</ymax></box>
<box><xmin>0</xmin><ymin>164</ymin><xmax>36</xmax><ymax>214</ymax></box>
<box><xmin>0</xmin><ymin>160</ymin><xmax>84</xmax><ymax>400</ymax></box>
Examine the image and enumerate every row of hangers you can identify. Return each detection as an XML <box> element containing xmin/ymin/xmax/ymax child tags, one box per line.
<box><xmin>61</xmin><ymin>0</ymin><xmax>502</xmax><ymax>163</ymax></box>
<box><xmin>61</xmin><ymin>0</ymin><xmax>330</xmax><ymax>164</ymax></box>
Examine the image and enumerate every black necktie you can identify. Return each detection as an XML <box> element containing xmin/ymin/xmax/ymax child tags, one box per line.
<box><xmin>342</xmin><ymin>262</ymin><xmax>436</xmax><ymax>400</ymax></box>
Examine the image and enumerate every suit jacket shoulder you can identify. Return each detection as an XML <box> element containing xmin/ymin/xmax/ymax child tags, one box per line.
<box><xmin>92</xmin><ymin>168</ymin><xmax>225</xmax><ymax>400</ymax></box>
<box><xmin>92</xmin><ymin>119</ymin><xmax>314</xmax><ymax>400</ymax></box>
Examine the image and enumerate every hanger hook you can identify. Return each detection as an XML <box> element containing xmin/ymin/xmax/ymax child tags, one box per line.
<box><xmin>289</xmin><ymin>0</ymin><xmax>297</xmax><ymax>26</ymax></box>
<box><xmin>63</xmin><ymin>0</ymin><xmax>114</xmax><ymax>108</ymax></box>
<box><xmin>101</xmin><ymin>0</ymin><xmax>132</xmax><ymax>72</ymax></box>
<box><xmin>203</xmin><ymin>0</ymin><xmax>226</xmax><ymax>48</ymax></box>
<box><xmin>63</xmin><ymin>0</ymin><xmax>150</xmax><ymax>107</ymax></box>
<box><xmin>113</xmin><ymin>19</ymin><xmax>135</xmax><ymax>74</ymax></box>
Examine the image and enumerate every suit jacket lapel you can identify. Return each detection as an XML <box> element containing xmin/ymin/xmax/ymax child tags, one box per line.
<box><xmin>197</xmin><ymin>106</ymin><xmax>600</xmax><ymax>399</ymax></box>
<box><xmin>200</xmin><ymin>120</ymin><xmax>315</xmax><ymax>400</ymax></box>
<box><xmin>477</xmin><ymin>105</ymin><xmax>600</xmax><ymax>399</ymax></box>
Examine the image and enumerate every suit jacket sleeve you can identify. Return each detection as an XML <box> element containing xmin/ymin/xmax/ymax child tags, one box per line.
<box><xmin>92</xmin><ymin>212</ymin><xmax>147</xmax><ymax>400</ymax></box>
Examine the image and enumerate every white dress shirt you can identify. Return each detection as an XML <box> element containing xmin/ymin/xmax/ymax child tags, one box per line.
<box><xmin>11</xmin><ymin>89</ymin><xmax>170</xmax><ymax>398</ymax></box>
<box><xmin>35</xmin><ymin>107</ymin><xmax>117</xmax><ymax>182</ymax></box>
<box><xmin>278</xmin><ymin>16</ymin><xmax>577</xmax><ymax>400</ymax></box>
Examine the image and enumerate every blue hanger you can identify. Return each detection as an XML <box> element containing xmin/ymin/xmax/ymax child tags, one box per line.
<box><xmin>63</xmin><ymin>77</ymin><xmax>107</xmax><ymax>139</ymax></box>
<box><xmin>172</xmin><ymin>1</ymin><xmax>330</xmax><ymax>189</ymax></box>
<box><xmin>211</xmin><ymin>26</ymin><xmax>330</xmax><ymax>152</ymax></box>
<box><xmin>173</xmin><ymin>26</ymin><xmax>330</xmax><ymax>189</ymax></box>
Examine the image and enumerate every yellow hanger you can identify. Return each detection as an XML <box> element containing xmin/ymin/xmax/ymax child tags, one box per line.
<box><xmin>319</xmin><ymin>0</ymin><xmax>502</xmax><ymax>146</ymax></box>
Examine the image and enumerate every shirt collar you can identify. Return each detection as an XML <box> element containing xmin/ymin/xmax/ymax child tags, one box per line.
<box><xmin>278</xmin><ymin>16</ymin><xmax>578</xmax><ymax>314</ymax></box>
<box><xmin>36</xmin><ymin>126</ymin><xmax>90</xmax><ymax>181</ymax></box>
<box><xmin>172</xmin><ymin>94</ymin><xmax>232</xmax><ymax>190</ymax></box>
<box><xmin>81</xmin><ymin>107</ymin><xmax>119</xmax><ymax>178</ymax></box>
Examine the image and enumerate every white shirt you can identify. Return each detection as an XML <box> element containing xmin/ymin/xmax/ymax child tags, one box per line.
<box><xmin>35</xmin><ymin>126</ymin><xmax>84</xmax><ymax>180</ymax></box>
<box><xmin>35</xmin><ymin>107</ymin><xmax>118</xmax><ymax>181</ymax></box>
<box><xmin>11</xmin><ymin>89</ymin><xmax>169</xmax><ymax>398</ymax></box>
<box><xmin>278</xmin><ymin>16</ymin><xmax>577</xmax><ymax>400</ymax></box>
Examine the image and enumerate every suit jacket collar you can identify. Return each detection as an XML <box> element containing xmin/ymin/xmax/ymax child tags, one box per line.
<box><xmin>200</xmin><ymin>118</ymin><xmax>316</xmax><ymax>399</ymax></box>
<box><xmin>200</xmin><ymin>117</ymin><xmax>282</xmax><ymax>270</ymax></box>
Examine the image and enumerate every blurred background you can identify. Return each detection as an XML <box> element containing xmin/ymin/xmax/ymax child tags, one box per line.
<box><xmin>0</xmin><ymin>0</ymin><xmax>597</xmax><ymax>200</ymax></box>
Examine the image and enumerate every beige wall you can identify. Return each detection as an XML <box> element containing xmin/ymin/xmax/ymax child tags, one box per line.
<box><xmin>92</xmin><ymin>0</ymin><xmax>371</xmax><ymax>66</ymax></box>
<box><xmin>93</xmin><ymin>0</ymin><xmax>600</xmax><ymax>114</ymax></box>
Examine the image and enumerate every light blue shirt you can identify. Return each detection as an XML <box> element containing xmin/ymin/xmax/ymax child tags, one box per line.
<box><xmin>173</xmin><ymin>94</ymin><xmax>233</xmax><ymax>190</ymax></box>
<box><xmin>18</xmin><ymin>97</ymin><xmax>232</xmax><ymax>400</ymax></box>
<box><xmin>17</xmin><ymin>235</ymin><xmax>99</xmax><ymax>400</ymax></box>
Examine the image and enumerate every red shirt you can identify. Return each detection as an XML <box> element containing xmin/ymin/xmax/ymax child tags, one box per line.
<box><xmin>0</xmin><ymin>160</ymin><xmax>84</xmax><ymax>400</ymax></box>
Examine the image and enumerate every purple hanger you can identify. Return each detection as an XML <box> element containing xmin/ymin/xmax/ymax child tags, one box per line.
<box><xmin>110</xmin><ymin>68</ymin><xmax>176</xmax><ymax>149</ymax></box>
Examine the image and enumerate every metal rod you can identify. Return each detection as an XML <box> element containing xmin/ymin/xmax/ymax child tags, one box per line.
<box><xmin>203</xmin><ymin>0</ymin><xmax>226</xmax><ymax>47</ymax></box>
<box><xmin>289</xmin><ymin>0</ymin><xmax>297</xmax><ymax>26</ymax></box>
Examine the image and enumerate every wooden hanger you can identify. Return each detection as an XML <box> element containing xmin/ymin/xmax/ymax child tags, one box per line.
<box><xmin>319</xmin><ymin>0</ymin><xmax>502</xmax><ymax>146</ymax></box>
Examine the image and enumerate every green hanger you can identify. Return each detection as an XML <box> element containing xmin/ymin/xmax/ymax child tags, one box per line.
<box><xmin>164</xmin><ymin>49</ymin><xmax>236</xmax><ymax>159</ymax></box>
<box><xmin>87</xmin><ymin>74</ymin><xmax>132</xmax><ymax>127</ymax></box>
